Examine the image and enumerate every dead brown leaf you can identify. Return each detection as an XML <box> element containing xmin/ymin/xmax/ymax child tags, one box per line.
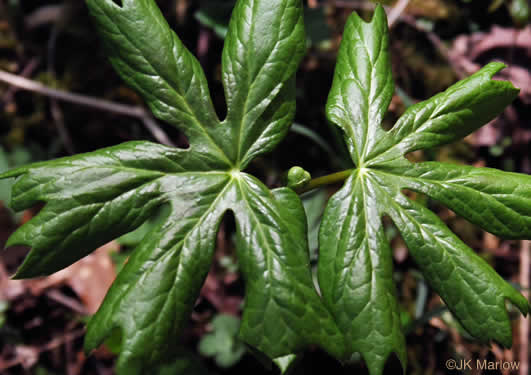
<box><xmin>1</xmin><ymin>242</ymin><xmax>117</xmax><ymax>314</ymax></box>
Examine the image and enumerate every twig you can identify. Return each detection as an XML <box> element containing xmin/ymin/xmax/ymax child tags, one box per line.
<box><xmin>0</xmin><ymin>329</ymin><xmax>85</xmax><ymax>371</ymax></box>
<box><xmin>0</xmin><ymin>70</ymin><xmax>175</xmax><ymax>147</ymax></box>
<box><xmin>0</xmin><ymin>70</ymin><xmax>144</xmax><ymax>117</ymax></box>
<box><xmin>1</xmin><ymin>58</ymin><xmax>41</xmax><ymax>103</ymax></box>
<box><xmin>25</xmin><ymin>5</ymin><xmax>64</xmax><ymax>30</ymax></box>
<box><xmin>520</xmin><ymin>240</ymin><xmax>530</xmax><ymax>375</ymax></box>
<box><xmin>46</xmin><ymin>289</ymin><xmax>87</xmax><ymax>316</ymax></box>
<box><xmin>141</xmin><ymin>115</ymin><xmax>175</xmax><ymax>147</ymax></box>
<box><xmin>387</xmin><ymin>0</ymin><xmax>411</xmax><ymax>28</ymax></box>
<box><xmin>50</xmin><ymin>100</ymin><xmax>75</xmax><ymax>154</ymax></box>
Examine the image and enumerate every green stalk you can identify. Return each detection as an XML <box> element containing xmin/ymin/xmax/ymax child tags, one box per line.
<box><xmin>295</xmin><ymin>169</ymin><xmax>354</xmax><ymax>194</ymax></box>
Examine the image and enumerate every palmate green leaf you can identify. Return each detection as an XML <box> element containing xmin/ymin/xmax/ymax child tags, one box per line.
<box><xmin>1</xmin><ymin>0</ymin><xmax>345</xmax><ymax>373</ymax></box>
<box><xmin>320</xmin><ymin>5</ymin><xmax>530</xmax><ymax>375</ymax></box>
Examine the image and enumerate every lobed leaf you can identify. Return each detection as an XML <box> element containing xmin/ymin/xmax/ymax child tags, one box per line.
<box><xmin>367</xmin><ymin>63</ymin><xmax>519</xmax><ymax>166</ymax></box>
<box><xmin>3</xmin><ymin>2</ymin><xmax>530</xmax><ymax>374</ymax></box>
<box><xmin>84</xmin><ymin>172</ymin><xmax>230</xmax><ymax>374</ymax></box>
<box><xmin>2</xmin><ymin>142</ymin><xmax>190</xmax><ymax>278</ymax></box>
<box><xmin>370</xmin><ymin>170</ymin><xmax>528</xmax><ymax>347</ymax></box>
<box><xmin>320</xmin><ymin>5</ymin><xmax>529</xmax><ymax>374</ymax></box>
<box><xmin>233</xmin><ymin>176</ymin><xmax>345</xmax><ymax>359</ymax></box>
<box><xmin>86</xmin><ymin>0</ymin><xmax>232</xmax><ymax>168</ymax></box>
<box><xmin>319</xmin><ymin>173</ymin><xmax>406</xmax><ymax>375</ymax></box>
<box><xmin>378</xmin><ymin>161</ymin><xmax>531</xmax><ymax>239</ymax></box>
<box><xmin>222</xmin><ymin>0</ymin><xmax>306</xmax><ymax>167</ymax></box>
<box><xmin>2</xmin><ymin>0</ymin><xmax>346</xmax><ymax>371</ymax></box>
<box><xmin>326</xmin><ymin>6</ymin><xmax>393</xmax><ymax>165</ymax></box>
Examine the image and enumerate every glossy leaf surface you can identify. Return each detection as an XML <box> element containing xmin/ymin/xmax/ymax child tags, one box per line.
<box><xmin>1</xmin><ymin>0</ymin><xmax>344</xmax><ymax>373</ymax></box>
<box><xmin>319</xmin><ymin>5</ymin><xmax>530</xmax><ymax>375</ymax></box>
<box><xmin>2</xmin><ymin>2</ymin><xmax>530</xmax><ymax>374</ymax></box>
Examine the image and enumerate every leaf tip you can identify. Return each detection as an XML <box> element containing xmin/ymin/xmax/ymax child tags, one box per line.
<box><xmin>10</xmin><ymin>248</ymin><xmax>51</xmax><ymax>279</ymax></box>
<box><xmin>10</xmin><ymin>270</ymin><xmax>28</xmax><ymax>280</ymax></box>
<box><xmin>396</xmin><ymin>351</ymin><xmax>408</xmax><ymax>375</ymax></box>
<box><xmin>11</xmin><ymin>264</ymin><xmax>38</xmax><ymax>280</ymax></box>
<box><xmin>84</xmin><ymin>321</ymin><xmax>114</xmax><ymax>356</ymax></box>
<box><xmin>371</xmin><ymin>3</ymin><xmax>389</xmax><ymax>28</ymax></box>
<box><xmin>481</xmin><ymin>61</ymin><xmax>520</xmax><ymax>94</ymax></box>
<box><xmin>495</xmin><ymin>331</ymin><xmax>514</xmax><ymax>349</ymax></box>
<box><xmin>347</xmin><ymin>2</ymin><xmax>388</xmax><ymax>26</ymax></box>
<box><xmin>357</xmin><ymin>347</ymin><xmax>407</xmax><ymax>375</ymax></box>
<box><xmin>0</xmin><ymin>167</ymin><xmax>26</xmax><ymax>180</ymax></box>
<box><xmin>83</xmin><ymin>323</ymin><xmax>101</xmax><ymax>355</ymax></box>
<box><xmin>9</xmin><ymin>241</ymin><xmax>49</xmax><ymax>279</ymax></box>
<box><xmin>483</xmin><ymin>61</ymin><xmax>507</xmax><ymax>75</ymax></box>
<box><xmin>373</xmin><ymin>3</ymin><xmax>387</xmax><ymax>17</ymax></box>
<box><xmin>273</xmin><ymin>354</ymin><xmax>300</xmax><ymax>374</ymax></box>
<box><xmin>5</xmin><ymin>228</ymin><xmax>29</xmax><ymax>250</ymax></box>
<box><xmin>83</xmin><ymin>335</ymin><xmax>99</xmax><ymax>356</ymax></box>
<box><xmin>505</xmin><ymin>292</ymin><xmax>530</xmax><ymax>318</ymax></box>
<box><xmin>482</xmin><ymin>290</ymin><xmax>530</xmax><ymax>348</ymax></box>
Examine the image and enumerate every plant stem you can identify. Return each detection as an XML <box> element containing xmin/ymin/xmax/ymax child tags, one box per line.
<box><xmin>0</xmin><ymin>69</ymin><xmax>176</xmax><ymax>147</ymax></box>
<box><xmin>387</xmin><ymin>0</ymin><xmax>411</xmax><ymax>28</ymax></box>
<box><xmin>295</xmin><ymin>169</ymin><xmax>354</xmax><ymax>194</ymax></box>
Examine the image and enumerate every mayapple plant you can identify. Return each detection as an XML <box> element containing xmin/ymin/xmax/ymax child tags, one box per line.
<box><xmin>1</xmin><ymin>0</ymin><xmax>530</xmax><ymax>374</ymax></box>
